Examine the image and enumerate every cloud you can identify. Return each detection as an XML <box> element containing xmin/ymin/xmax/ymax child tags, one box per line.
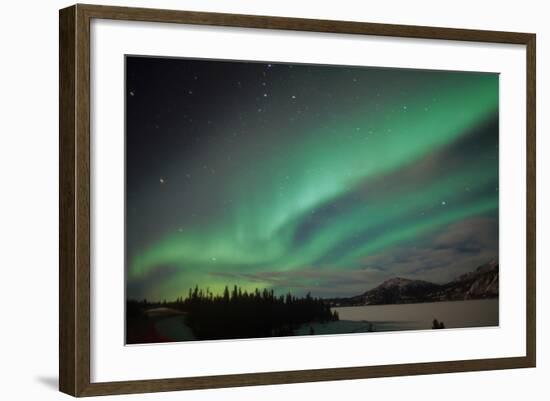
<box><xmin>128</xmin><ymin>217</ymin><xmax>498</xmax><ymax>300</ymax></box>
<box><xmin>206</xmin><ymin>215</ymin><xmax>498</xmax><ymax>298</ymax></box>
<box><xmin>208</xmin><ymin>267</ymin><xmax>387</xmax><ymax>297</ymax></box>
<box><xmin>358</xmin><ymin>216</ymin><xmax>498</xmax><ymax>284</ymax></box>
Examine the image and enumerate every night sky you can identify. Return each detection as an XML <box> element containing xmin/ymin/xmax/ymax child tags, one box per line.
<box><xmin>126</xmin><ymin>56</ymin><xmax>499</xmax><ymax>301</ymax></box>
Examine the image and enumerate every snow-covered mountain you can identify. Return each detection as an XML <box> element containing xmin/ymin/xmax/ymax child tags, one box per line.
<box><xmin>356</xmin><ymin>277</ymin><xmax>441</xmax><ymax>305</ymax></box>
<box><xmin>329</xmin><ymin>261</ymin><xmax>499</xmax><ymax>306</ymax></box>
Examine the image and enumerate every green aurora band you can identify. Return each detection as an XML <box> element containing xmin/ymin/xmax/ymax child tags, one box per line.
<box><xmin>127</xmin><ymin>63</ymin><xmax>498</xmax><ymax>300</ymax></box>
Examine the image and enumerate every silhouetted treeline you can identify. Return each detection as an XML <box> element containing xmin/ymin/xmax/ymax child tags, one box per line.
<box><xmin>128</xmin><ymin>285</ymin><xmax>338</xmax><ymax>340</ymax></box>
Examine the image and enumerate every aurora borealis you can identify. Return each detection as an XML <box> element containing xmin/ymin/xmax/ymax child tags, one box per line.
<box><xmin>126</xmin><ymin>56</ymin><xmax>499</xmax><ymax>301</ymax></box>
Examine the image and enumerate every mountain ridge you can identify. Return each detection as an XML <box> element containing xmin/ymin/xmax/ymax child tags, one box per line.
<box><xmin>327</xmin><ymin>260</ymin><xmax>498</xmax><ymax>306</ymax></box>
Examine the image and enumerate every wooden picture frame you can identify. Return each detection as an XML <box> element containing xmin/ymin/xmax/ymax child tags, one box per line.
<box><xmin>59</xmin><ymin>3</ymin><xmax>536</xmax><ymax>397</ymax></box>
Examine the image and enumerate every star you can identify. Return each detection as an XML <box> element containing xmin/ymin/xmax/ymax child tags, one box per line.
<box><xmin>129</xmin><ymin>91</ymin><xmax>135</xmax><ymax>96</ymax></box>
<box><xmin>159</xmin><ymin>177</ymin><xmax>165</xmax><ymax>184</ymax></box>
<box><xmin>441</xmin><ymin>201</ymin><xmax>446</xmax><ymax>206</ymax></box>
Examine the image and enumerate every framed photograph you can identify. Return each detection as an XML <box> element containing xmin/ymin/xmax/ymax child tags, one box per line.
<box><xmin>59</xmin><ymin>4</ymin><xmax>536</xmax><ymax>397</ymax></box>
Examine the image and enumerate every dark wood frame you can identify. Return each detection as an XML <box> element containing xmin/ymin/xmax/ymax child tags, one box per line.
<box><xmin>59</xmin><ymin>3</ymin><xmax>536</xmax><ymax>397</ymax></box>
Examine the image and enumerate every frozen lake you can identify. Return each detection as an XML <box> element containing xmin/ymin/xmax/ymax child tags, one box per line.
<box><xmin>333</xmin><ymin>298</ymin><xmax>499</xmax><ymax>332</ymax></box>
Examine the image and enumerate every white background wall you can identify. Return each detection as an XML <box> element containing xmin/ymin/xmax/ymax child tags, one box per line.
<box><xmin>0</xmin><ymin>0</ymin><xmax>546</xmax><ymax>400</ymax></box>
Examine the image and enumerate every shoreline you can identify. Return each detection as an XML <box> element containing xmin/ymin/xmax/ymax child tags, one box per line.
<box><xmin>331</xmin><ymin>296</ymin><xmax>499</xmax><ymax>308</ymax></box>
